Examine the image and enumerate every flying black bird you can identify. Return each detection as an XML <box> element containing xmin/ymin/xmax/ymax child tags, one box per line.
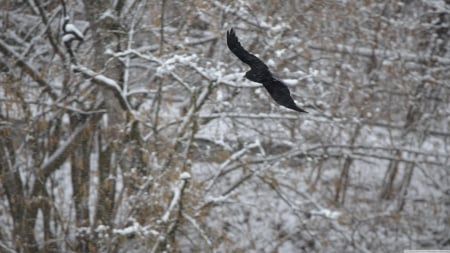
<box><xmin>226</xmin><ymin>28</ymin><xmax>307</xmax><ymax>113</ymax></box>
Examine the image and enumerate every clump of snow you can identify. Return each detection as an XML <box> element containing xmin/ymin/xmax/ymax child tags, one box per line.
<box><xmin>267</xmin><ymin>59</ymin><xmax>276</xmax><ymax>67</ymax></box>
<box><xmin>99</xmin><ymin>9</ymin><xmax>116</xmax><ymax>21</ymax></box>
<box><xmin>310</xmin><ymin>209</ymin><xmax>341</xmax><ymax>219</ymax></box>
<box><xmin>112</xmin><ymin>220</ymin><xmax>159</xmax><ymax>237</ymax></box>
<box><xmin>275</xmin><ymin>49</ymin><xmax>286</xmax><ymax>58</ymax></box>
<box><xmin>180</xmin><ymin>172</ymin><xmax>191</xmax><ymax>180</ymax></box>
<box><xmin>95</xmin><ymin>224</ymin><xmax>109</xmax><ymax>233</ymax></box>
<box><xmin>270</xmin><ymin>23</ymin><xmax>289</xmax><ymax>33</ymax></box>
<box><xmin>283</xmin><ymin>79</ymin><xmax>299</xmax><ymax>86</ymax></box>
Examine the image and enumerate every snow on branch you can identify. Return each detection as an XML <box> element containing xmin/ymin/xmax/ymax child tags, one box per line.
<box><xmin>110</xmin><ymin>49</ymin><xmax>195</xmax><ymax>92</ymax></box>
<box><xmin>39</xmin><ymin>114</ymin><xmax>102</xmax><ymax>178</ymax></box>
<box><xmin>172</xmin><ymin>81</ymin><xmax>214</xmax><ymax>144</ymax></box>
<box><xmin>182</xmin><ymin>213</ymin><xmax>213</xmax><ymax>249</ymax></box>
<box><xmin>73</xmin><ymin>65</ymin><xmax>133</xmax><ymax>111</ymax></box>
<box><xmin>200</xmin><ymin>112</ymin><xmax>450</xmax><ymax>139</ymax></box>
<box><xmin>0</xmin><ymin>38</ymin><xmax>57</xmax><ymax>100</ymax></box>
<box><xmin>108</xmin><ymin>48</ymin><xmax>161</xmax><ymax>64</ymax></box>
<box><xmin>152</xmin><ymin>172</ymin><xmax>191</xmax><ymax>253</ymax></box>
<box><xmin>258</xmin><ymin>175</ymin><xmax>371</xmax><ymax>253</ymax></box>
<box><xmin>212</xmin><ymin>2</ymin><xmax>291</xmax><ymax>34</ymax></box>
<box><xmin>161</xmin><ymin>172</ymin><xmax>191</xmax><ymax>222</ymax></box>
<box><xmin>205</xmin><ymin>141</ymin><xmax>261</xmax><ymax>191</ymax></box>
<box><xmin>307</xmin><ymin>42</ymin><xmax>450</xmax><ymax>65</ymax></box>
<box><xmin>0</xmin><ymin>241</ymin><xmax>15</xmax><ymax>253</ymax></box>
<box><xmin>200</xmin><ymin>112</ymin><xmax>300</xmax><ymax>121</ymax></box>
<box><xmin>112</xmin><ymin>218</ymin><xmax>159</xmax><ymax>238</ymax></box>
<box><xmin>219</xmin><ymin>73</ymin><xmax>262</xmax><ymax>88</ymax></box>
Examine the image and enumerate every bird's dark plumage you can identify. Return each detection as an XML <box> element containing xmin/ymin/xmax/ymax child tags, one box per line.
<box><xmin>226</xmin><ymin>28</ymin><xmax>307</xmax><ymax>113</ymax></box>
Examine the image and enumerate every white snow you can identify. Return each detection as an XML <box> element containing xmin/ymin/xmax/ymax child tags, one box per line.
<box><xmin>283</xmin><ymin>78</ymin><xmax>299</xmax><ymax>86</ymax></box>
<box><xmin>62</xmin><ymin>33</ymin><xmax>76</xmax><ymax>43</ymax></box>
<box><xmin>180</xmin><ymin>172</ymin><xmax>191</xmax><ymax>180</ymax></box>
<box><xmin>310</xmin><ymin>208</ymin><xmax>341</xmax><ymax>219</ymax></box>
<box><xmin>64</xmin><ymin>23</ymin><xmax>84</xmax><ymax>40</ymax></box>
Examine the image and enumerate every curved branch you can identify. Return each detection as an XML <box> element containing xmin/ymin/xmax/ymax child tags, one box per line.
<box><xmin>73</xmin><ymin>64</ymin><xmax>133</xmax><ymax>111</ymax></box>
<box><xmin>33</xmin><ymin>0</ymin><xmax>66</xmax><ymax>60</ymax></box>
<box><xmin>0</xmin><ymin>38</ymin><xmax>57</xmax><ymax>100</ymax></box>
<box><xmin>39</xmin><ymin>113</ymin><xmax>103</xmax><ymax>178</ymax></box>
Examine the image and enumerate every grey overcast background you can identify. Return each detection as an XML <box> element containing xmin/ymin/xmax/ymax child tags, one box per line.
<box><xmin>0</xmin><ymin>0</ymin><xmax>449</xmax><ymax>252</ymax></box>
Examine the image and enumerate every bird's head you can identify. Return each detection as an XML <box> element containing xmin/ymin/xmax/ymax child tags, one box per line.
<box><xmin>245</xmin><ymin>70</ymin><xmax>264</xmax><ymax>83</ymax></box>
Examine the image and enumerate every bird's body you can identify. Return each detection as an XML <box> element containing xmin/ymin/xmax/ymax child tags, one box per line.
<box><xmin>226</xmin><ymin>28</ymin><xmax>307</xmax><ymax>113</ymax></box>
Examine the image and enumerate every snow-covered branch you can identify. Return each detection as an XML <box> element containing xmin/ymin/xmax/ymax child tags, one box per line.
<box><xmin>182</xmin><ymin>213</ymin><xmax>213</xmax><ymax>250</ymax></box>
<box><xmin>205</xmin><ymin>141</ymin><xmax>260</xmax><ymax>191</ymax></box>
<box><xmin>73</xmin><ymin>65</ymin><xmax>133</xmax><ymax>111</ymax></box>
<box><xmin>307</xmin><ymin>42</ymin><xmax>450</xmax><ymax>65</ymax></box>
<box><xmin>2</xmin><ymin>1</ymin><xmax>449</xmax><ymax>252</ymax></box>
<box><xmin>0</xmin><ymin>38</ymin><xmax>57</xmax><ymax>100</ymax></box>
<box><xmin>161</xmin><ymin>173</ymin><xmax>190</xmax><ymax>222</ymax></box>
<box><xmin>152</xmin><ymin>172</ymin><xmax>191</xmax><ymax>253</ymax></box>
<box><xmin>39</xmin><ymin>113</ymin><xmax>102</xmax><ymax>178</ymax></box>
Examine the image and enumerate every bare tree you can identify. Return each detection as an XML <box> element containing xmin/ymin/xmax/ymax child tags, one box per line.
<box><xmin>0</xmin><ymin>0</ymin><xmax>449</xmax><ymax>252</ymax></box>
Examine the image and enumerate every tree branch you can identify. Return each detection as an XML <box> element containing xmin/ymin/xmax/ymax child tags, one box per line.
<box><xmin>0</xmin><ymin>38</ymin><xmax>57</xmax><ymax>100</ymax></box>
<box><xmin>307</xmin><ymin>42</ymin><xmax>450</xmax><ymax>65</ymax></box>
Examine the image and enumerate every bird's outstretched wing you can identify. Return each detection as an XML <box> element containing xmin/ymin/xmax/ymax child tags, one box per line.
<box><xmin>263</xmin><ymin>78</ymin><xmax>307</xmax><ymax>113</ymax></box>
<box><xmin>227</xmin><ymin>28</ymin><xmax>267</xmax><ymax>70</ymax></box>
<box><xmin>226</xmin><ymin>28</ymin><xmax>307</xmax><ymax>113</ymax></box>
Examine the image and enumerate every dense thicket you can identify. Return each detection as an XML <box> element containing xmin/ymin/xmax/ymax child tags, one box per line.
<box><xmin>1</xmin><ymin>1</ymin><xmax>449</xmax><ymax>252</ymax></box>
